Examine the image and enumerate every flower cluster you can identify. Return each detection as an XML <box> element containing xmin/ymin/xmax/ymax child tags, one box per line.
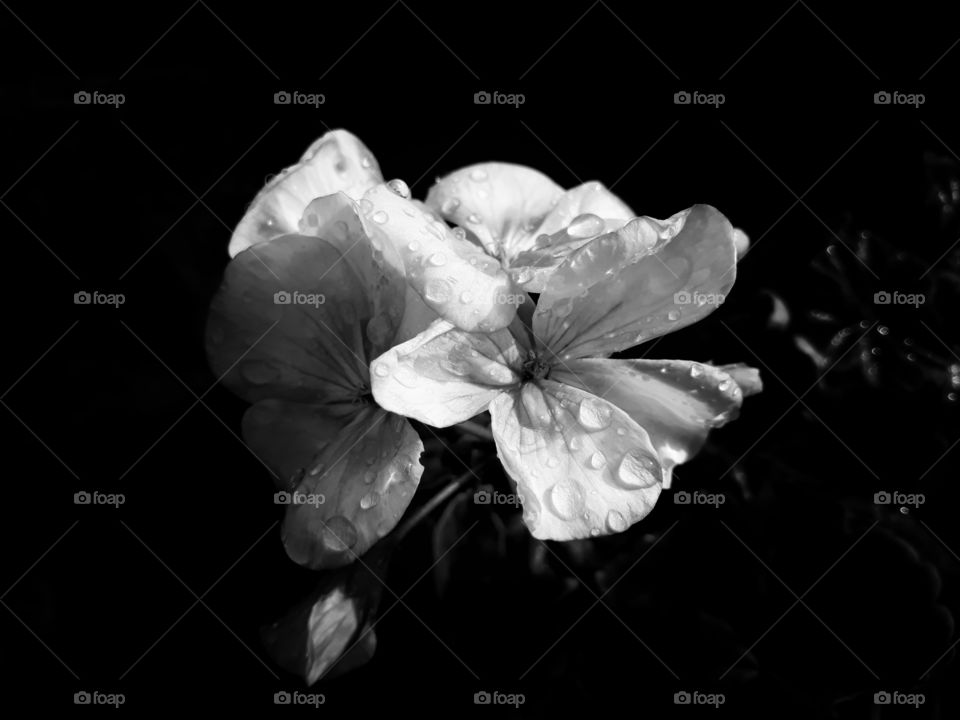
<box><xmin>206</xmin><ymin>129</ymin><xmax>761</xmax><ymax>568</ymax></box>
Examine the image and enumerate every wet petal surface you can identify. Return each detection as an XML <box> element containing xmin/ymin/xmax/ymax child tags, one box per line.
<box><xmin>534</xmin><ymin>204</ymin><xmax>738</xmax><ymax>360</ymax></box>
<box><xmin>489</xmin><ymin>380</ymin><xmax>663</xmax><ymax>540</ymax></box>
<box><xmin>282</xmin><ymin>407</ymin><xmax>423</xmax><ymax>569</ymax></box>
<box><xmin>229</xmin><ymin>129</ymin><xmax>382</xmax><ymax>257</ymax></box>
<box><xmin>371</xmin><ymin>319</ymin><xmax>523</xmax><ymax>427</ymax></box>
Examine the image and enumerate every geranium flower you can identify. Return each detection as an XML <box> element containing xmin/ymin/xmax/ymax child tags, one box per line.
<box><xmin>207</xmin><ymin>182</ymin><xmax>429</xmax><ymax>569</ymax></box>
<box><xmin>228</xmin><ymin>128</ymin><xmax>517</xmax><ymax>333</ymax></box>
<box><xmin>371</xmin><ymin>201</ymin><xmax>761</xmax><ymax>540</ymax></box>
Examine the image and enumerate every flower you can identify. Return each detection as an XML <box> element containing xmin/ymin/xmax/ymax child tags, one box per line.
<box><xmin>371</xmin><ymin>200</ymin><xmax>762</xmax><ymax>541</ymax></box>
<box><xmin>228</xmin><ymin>129</ymin><xmax>517</xmax><ymax>333</ymax></box>
<box><xmin>424</xmin><ymin>163</ymin><xmax>636</xmax><ymax>292</ymax></box>
<box><xmin>207</xmin><ymin>183</ymin><xmax>427</xmax><ymax>569</ymax></box>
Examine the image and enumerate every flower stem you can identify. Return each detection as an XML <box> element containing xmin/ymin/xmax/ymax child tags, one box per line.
<box><xmin>395</xmin><ymin>469</ymin><xmax>476</xmax><ymax>540</ymax></box>
<box><xmin>457</xmin><ymin>420</ymin><xmax>494</xmax><ymax>442</ymax></box>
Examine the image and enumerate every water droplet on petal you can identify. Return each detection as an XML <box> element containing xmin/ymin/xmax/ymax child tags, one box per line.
<box><xmin>567</xmin><ymin>213</ymin><xmax>605</xmax><ymax>238</ymax></box>
<box><xmin>407</xmin><ymin>241</ymin><xmax>420</xmax><ymax>252</ymax></box>
<box><xmin>578</xmin><ymin>398</ymin><xmax>613</xmax><ymax>430</ymax></box>
<box><xmin>469</xmin><ymin>168</ymin><xmax>488</xmax><ymax>181</ymax></box>
<box><xmin>359</xmin><ymin>198</ymin><xmax>374</xmax><ymax>215</ymax></box>
<box><xmin>466</xmin><ymin>213</ymin><xmax>481</xmax><ymax>224</ymax></box>
<box><xmin>360</xmin><ymin>492</ymin><xmax>380</xmax><ymax>509</ymax></box>
<box><xmin>589</xmin><ymin>451</ymin><xmax>607</xmax><ymax>469</ymax></box>
<box><xmin>513</xmin><ymin>267</ymin><xmax>534</xmax><ymax>285</ymax></box>
<box><xmin>360</xmin><ymin>156</ymin><xmax>372</xmax><ymax>169</ymax></box>
<box><xmin>718</xmin><ymin>379</ymin><xmax>733</xmax><ymax>393</ymax></box>
<box><xmin>617</xmin><ymin>451</ymin><xmax>660</xmax><ymax>488</ymax></box>
<box><xmin>441</xmin><ymin>197</ymin><xmax>461</xmax><ymax>215</ymax></box>
<box><xmin>452</xmin><ymin>227</ymin><xmax>467</xmax><ymax>241</ymax></box>
<box><xmin>386</xmin><ymin>178</ymin><xmax>410</xmax><ymax>198</ymax></box>
<box><xmin>689</xmin><ymin>364</ymin><xmax>703</xmax><ymax>378</ymax></box>
<box><xmin>667</xmin><ymin>310</ymin><xmax>681</xmax><ymax>321</ymax></box>
<box><xmin>427</xmin><ymin>252</ymin><xmax>447</xmax><ymax>267</ymax></box>
<box><xmin>322</xmin><ymin>516</ymin><xmax>358</xmax><ymax>551</ymax></box>
<box><xmin>372</xmin><ymin>210</ymin><xmax>388</xmax><ymax>224</ymax></box>
<box><xmin>459</xmin><ymin>291</ymin><xmax>474</xmax><ymax>304</ymax></box>
<box><xmin>550</xmin><ymin>479</ymin><xmax>585</xmax><ymax>520</ymax></box>
<box><xmin>241</xmin><ymin>362</ymin><xmax>277</xmax><ymax>385</ymax></box>
<box><xmin>425</xmin><ymin>278</ymin><xmax>452</xmax><ymax>303</ymax></box>
<box><xmin>374</xmin><ymin>363</ymin><xmax>390</xmax><ymax>378</ymax></box>
<box><xmin>606</xmin><ymin>509</ymin><xmax>628</xmax><ymax>532</ymax></box>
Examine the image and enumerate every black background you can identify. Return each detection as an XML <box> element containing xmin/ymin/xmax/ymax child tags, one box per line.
<box><xmin>2</xmin><ymin>1</ymin><xmax>959</xmax><ymax>716</ymax></box>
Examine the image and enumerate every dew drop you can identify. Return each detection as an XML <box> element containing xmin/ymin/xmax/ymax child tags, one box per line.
<box><xmin>452</xmin><ymin>227</ymin><xmax>467</xmax><ymax>241</ymax></box>
<box><xmin>513</xmin><ymin>267</ymin><xmax>534</xmax><ymax>285</ymax></box>
<box><xmin>459</xmin><ymin>291</ymin><xmax>474</xmax><ymax>304</ymax></box>
<box><xmin>469</xmin><ymin>168</ymin><xmax>488</xmax><ymax>181</ymax></box>
<box><xmin>550</xmin><ymin>479</ymin><xmax>585</xmax><ymax>520</ymax></box>
<box><xmin>689</xmin><ymin>364</ymin><xmax>703</xmax><ymax>378</ymax></box>
<box><xmin>374</xmin><ymin>363</ymin><xmax>390</xmax><ymax>377</ymax></box>
<box><xmin>567</xmin><ymin>213</ymin><xmax>605</xmax><ymax>238</ymax></box>
<box><xmin>386</xmin><ymin>178</ymin><xmax>410</xmax><ymax>199</ymax></box>
<box><xmin>588</xmin><ymin>451</ymin><xmax>607</xmax><ymax>469</ymax></box>
<box><xmin>617</xmin><ymin>451</ymin><xmax>660</xmax><ymax>488</ymax></box>
<box><xmin>466</xmin><ymin>213</ymin><xmax>481</xmax><ymax>224</ymax></box>
<box><xmin>425</xmin><ymin>278</ymin><xmax>452</xmax><ymax>303</ymax></box>
<box><xmin>606</xmin><ymin>509</ymin><xmax>628</xmax><ymax>532</ymax></box>
<box><xmin>667</xmin><ymin>310</ymin><xmax>681</xmax><ymax>321</ymax></box>
<box><xmin>360</xmin><ymin>492</ymin><xmax>380</xmax><ymax>510</ymax></box>
<box><xmin>718</xmin><ymin>379</ymin><xmax>733</xmax><ymax>393</ymax></box>
<box><xmin>441</xmin><ymin>197</ymin><xmax>461</xmax><ymax>214</ymax></box>
<box><xmin>371</xmin><ymin>210</ymin><xmax>388</xmax><ymax>224</ymax></box>
<box><xmin>427</xmin><ymin>252</ymin><xmax>447</xmax><ymax>267</ymax></box>
<box><xmin>578</xmin><ymin>398</ymin><xmax>613</xmax><ymax>430</ymax></box>
<box><xmin>407</xmin><ymin>241</ymin><xmax>420</xmax><ymax>252</ymax></box>
<box><xmin>322</xmin><ymin>516</ymin><xmax>358</xmax><ymax>551</ymax></box>
<box><xmin>360</xmin><ymin>156</ymin><xmax>372</xmax><ymax>169</ymax></box>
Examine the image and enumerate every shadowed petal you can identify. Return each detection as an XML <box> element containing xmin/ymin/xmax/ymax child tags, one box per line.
<box><xmin>534</xmin><ymin>205</ymin><xmax>738</xmax><ymax>360</ymax></box>
<box><xmin>229</xmin><ymin>129</ymin><xmax>382</xmax><ymax>257</ymax></box>
<box><xmin>489</xmin><ymin>381</ymin><xmax>663</xmax><ymax>541</ymax></box>
<box><xmin>371</xmin><ymin>319</ymin><xmax>523</xmax><ymax>427</ymax></box>
<box><xmin>551</xmin><ymin>359</ymin><xmax>762</xmax><ymax>488</ymax></box>
<box><xmin>206</xmin><ymin>234</ymin><xmax>371</xmax><ymax>405</ymax></box>
<box><xmin>282</xmin><ymin>407</ymin><xmax>423</xmax><ymax>569</ymax></box>
<box><xmin>361</xmin><ymin>183</ymin><xmax>516</xmax><ymax>332</ymax></box>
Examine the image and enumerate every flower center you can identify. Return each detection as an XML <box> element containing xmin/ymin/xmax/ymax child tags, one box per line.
<box><xmin>521</xmin><ymin>353</ymin><xmax>551</xmax><ymax>382</ymax></box>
